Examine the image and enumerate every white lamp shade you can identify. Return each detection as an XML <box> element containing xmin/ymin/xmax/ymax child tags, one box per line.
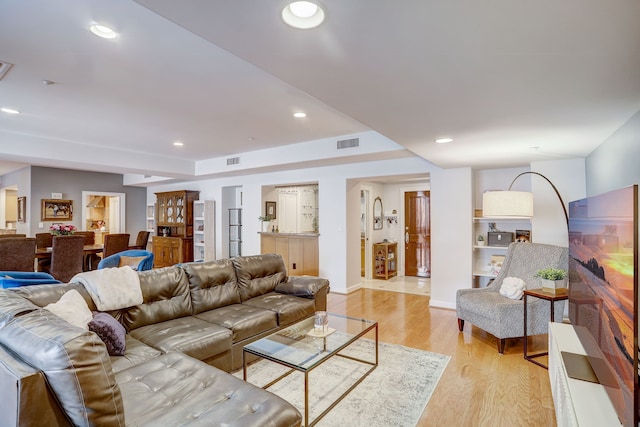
<box><xmin>482</xmin><ymin>191</ymin><xmax>534</xmax><ymax>218</ymax></box>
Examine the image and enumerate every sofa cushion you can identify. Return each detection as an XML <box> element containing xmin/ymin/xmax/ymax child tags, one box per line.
<box><xmin>182</xmin><ymin>259</ymin><xmax>241</xmax><ymax>313</ymax></box>
<box><xmin>0</xmin><ymin>289</ymin><xmax>39</xmax><ymax>328</ymax></box>
<box><xmin>116</xmin><ymin>352</ymin><xmax>302</xmax><ymax>427</ymax></box>
<box><xmin>196</xmin><ymin>304</ymin><xmax>278</xmax><ymax>342</ymax></box>
<box><xmin>12</xmin><ymin>282</ymin><xmax>98</xmax><ymax>311</ymax></box>
<box><xmin>232</xmin><ymin>254</ymin><xmax>288</xmax><ymax>301</ymax></box>
<box><xmin>130</xmin><ymin>316</ymin><xmax>232</xmax><ymax>363</ymax></box>
<box><xmin>243</xmin><ymin>292</ymin><xmax>316</xmax><ymax>326</ymax></box>
<box><xmin>110</xmin><ymin>335</ymin><xmax>163</xmax><ymax>374</ymax></box>
<box><xmin>121</xmin><ymin>266</ymin><xmax>192</xmax><ymax>331</ymax></box>
<box><xmin>43</xmin><ymin>289</ymin><xmax>93</xmax><ymax>330</ymax></box>
<box><xmin>0</xmin><ymin>309</ymin><xmax>125</xmax><ymax>426</ymax></box>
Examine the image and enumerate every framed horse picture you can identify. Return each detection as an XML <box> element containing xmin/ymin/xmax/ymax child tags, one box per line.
<box><xmin>41</xmin><ymin>199</ymin><xmax>73</xmax><ymax>221</ymax></box>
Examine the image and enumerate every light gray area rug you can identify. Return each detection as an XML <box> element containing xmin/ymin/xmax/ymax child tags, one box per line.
<box><xmin>234</xmin><ymin>339</ymin><xmax>450</xmax><ymax>427</ymax></box>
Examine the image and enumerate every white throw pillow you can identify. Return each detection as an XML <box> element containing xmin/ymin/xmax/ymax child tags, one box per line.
<box><xmin>499</xmin><ymin>277</ymin><xmax>526</xmax><ymax>300</ymax></box>
<box><xmin>44</xmin><ymin>289</ymin><xmax>93</xmax><ymax>330</ymax></box>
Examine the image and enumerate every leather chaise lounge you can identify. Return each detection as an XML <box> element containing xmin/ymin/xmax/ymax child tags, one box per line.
<box><xmin>0</xmin><ymin>253</ymin><xmax>329</xmax><ymax>426</ymax></box>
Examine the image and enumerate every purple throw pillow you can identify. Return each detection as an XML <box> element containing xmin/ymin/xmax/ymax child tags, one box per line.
<box><xmin>88</xmin><ymin>312</ymin><xmax>126</xmax><ymax>356</ymax></box>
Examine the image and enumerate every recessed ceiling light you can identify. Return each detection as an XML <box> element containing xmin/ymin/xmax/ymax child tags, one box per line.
<box><xmin>282</xmin><ymin>1</ymin><xmax>325</xmax><ymax>29</ymax></box>
<box><xmin>435</xmin><ymin>137</ymin><xmax>453</xmax><ymax>144</ymax></box>
<box><xmin>1</xmin><ymin>107</ymin><xmax>20</xmax><ymax>115</ymax></box>
<box><xmin>293</xmin><ymin>112</ymin><xmax>307</xmax><ymax>118</ymax></box>
<box><xmin>173</xmin><ymin>141</ymin><xmax>184</xmax><ymax>147</ymax></box>
<box><xmin>89</xmin><ymin>24</ymin><xmax>118</xmax><ymax>39</ymax></box>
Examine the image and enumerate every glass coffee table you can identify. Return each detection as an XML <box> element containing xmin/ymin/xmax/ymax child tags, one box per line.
<box><xmin>243</xmin><ymin>313</ymin><xmax>378</xmax><ymax>427</ymax></box>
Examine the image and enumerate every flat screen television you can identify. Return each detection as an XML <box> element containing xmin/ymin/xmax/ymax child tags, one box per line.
<box><xmin>567</xmin><ymin>184</ymin><xmax>638</xmax><ymax>427</ymax></box>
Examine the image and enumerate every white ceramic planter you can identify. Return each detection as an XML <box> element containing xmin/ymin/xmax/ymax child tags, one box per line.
<box><xmin>542</xmin><ymin>278</ymin><xmax>567</xmax><ymax>293</ymax></box>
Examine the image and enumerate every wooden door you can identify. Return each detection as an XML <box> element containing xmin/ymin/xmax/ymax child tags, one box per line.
<box><xmin>404</xmin><ymin>191</ymin><xmax>430</xmax><ymax>277</ymax></box>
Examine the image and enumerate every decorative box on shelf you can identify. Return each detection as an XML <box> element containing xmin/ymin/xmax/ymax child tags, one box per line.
<box><xmin>488</xmin><ymin>231</ymin><xmax>514</xmax><ymax>247</ymax></box>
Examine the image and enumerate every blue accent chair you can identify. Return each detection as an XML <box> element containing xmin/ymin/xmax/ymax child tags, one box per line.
<box><xmin>97</xmin><ymin>250</ymin><xmax>154</xmax><ymax>271</ymax></box>
<box><xmin>0</xmin><ymin>271</ymin><xmax>62</xmax><ymax>288</ymax></box>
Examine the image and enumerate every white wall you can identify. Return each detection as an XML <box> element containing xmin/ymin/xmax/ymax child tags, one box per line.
<box><xmin>0</xmin><ymin>166</ymin><xmax>31</xmax><ymax>235</ymax></box>
<box><xmin>429</xmin><ymin>167</ymin><xmax>473</xmax><ymax>309</ymax></box>
<box><xmin>531</xmin><ymin>159</ymin><xmax>586</xmax><ymax>247</ymax></box>
<box><xmin>585</xmin><ymin>109</ymin><xmax>640</xmax><ymax>196</ymax></box>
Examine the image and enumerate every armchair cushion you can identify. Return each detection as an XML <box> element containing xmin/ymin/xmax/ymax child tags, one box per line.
<box><xmin>0</xmin><ymin>271</ymin><xmax>61</xmax><ymax>288</ymax></box>
<box><xmin>119</xmin><ymin>255</ymin><xmax>148</xmax><ymax>270</ymax></box>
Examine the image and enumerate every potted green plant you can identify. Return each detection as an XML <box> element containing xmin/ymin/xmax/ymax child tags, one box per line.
<box><xmin>258</xmin><ymin>215</ymin><xmax>271</xmax><ymax>232</ymax></box>
<box><xmin>477</xmin><ymin>235</ymin><xmax>485</xmax><ymax>246</ymax></box>
<box><xmin>536</xmin><ymin>268</ymin><xmax>568</xmax><ymax>293</ymax></box>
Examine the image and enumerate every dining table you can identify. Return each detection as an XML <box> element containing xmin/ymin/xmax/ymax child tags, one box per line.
<box><xmin>35</xmin><ymin>244</ymin><xmax>104</xmax><ymax>272</ymax></box>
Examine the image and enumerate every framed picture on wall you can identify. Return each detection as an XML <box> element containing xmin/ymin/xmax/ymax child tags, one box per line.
<box><xmin>41</xmin><ymin>199</ymin><xmax>73</xmax><ymax>221</ymax></box>
<box><xmin>17</xmin><ymin>196</ymin><xmax>26</xmax><ymax>223</ymax></box>
<box><xmin>265</xmin><ymin>201</ymin><xmax>276</xmax><ymax>220</ymax></box>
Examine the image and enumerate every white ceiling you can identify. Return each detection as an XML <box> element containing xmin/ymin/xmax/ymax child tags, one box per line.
<box><xmin>1</xmin><ymin>0</ymin><xmax>639</xmax><ymax>179</ymax></box>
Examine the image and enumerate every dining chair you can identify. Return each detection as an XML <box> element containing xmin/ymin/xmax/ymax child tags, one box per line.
<box><xmin>35</xmin><ymin>232</ymin><xmax>53</xmax><ymax>248</ymax></box>
<box><xmin>0</xmin><ymin>237</ymin><xmax>36</xmax><ymax>271</ymax></box>
<box><xmin>129</xmin><ymin>231</ymin><xmax>150</xmax><ymax>250</ymax></box>
<box><xmin>103</xmin><ymin>233</ymin><xmax>131</xmax><ymax>258</ymax></box>
<box><xmin>0</xmin><ymin>233</ymin><xmax>27</xmax><ymax>239</ymax></box>
<box><xmin>35</xmin><ymin>232</ymin><xmax>54</xmax><ymax>271</ymax></box>
<box><xmin>74</xmin><ymin>231</ymin><xmax>101</xmax><ymax>270</ymax></box>
<box><xmin>74</xmin><ymin>231</ymin><xmax>96</xmax><ymax>245</ymax></box>
<box><xmin>45</xmin><ymin>235</ymin><xmax>85</xmax><ymax>283</ymax></box>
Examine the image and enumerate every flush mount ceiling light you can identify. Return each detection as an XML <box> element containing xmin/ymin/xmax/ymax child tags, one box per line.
<box><xmin>89</xmin><ymin>24</ymin><xmax>118</xmax><ymax>39</ymax></box>
<box><xmin>293</xmin><ymin>112</ymin><xmax>307</xmax><ymax>118</ymax></box>
<box><xmin>435</xmin><ymin>137</ymin><xmax>453</xmax><ymax>144</ymax></box>
<box><xmin>1</xmin><ymin>107</ymin><xmax>20</xmax><ymax>115</ymax></box>
<box><xmin>282</xmin><ymin>1</ymin><xmax>325</xmax><ymax>29</ymax></box>
<box><xmin>173</xmin><ymin>141</ymin><xmax>184</xmax><ymax>147</ymax></box>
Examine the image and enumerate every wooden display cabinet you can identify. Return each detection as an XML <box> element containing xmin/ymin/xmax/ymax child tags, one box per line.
<box><xmin>373</xmin><ymin>241</ymin><xmax>397</xmax><ymax>280</ymax></box>
<box><xmin>153</xmin><ymin>190</ymin><xmax>199</xmax><ymax>267</ymax></box>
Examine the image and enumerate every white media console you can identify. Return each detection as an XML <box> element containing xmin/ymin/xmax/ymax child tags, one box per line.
<box><xmin>548</xmin><ymin>322</ymin><xmax>622</xmax><ymax>426</ymax></box>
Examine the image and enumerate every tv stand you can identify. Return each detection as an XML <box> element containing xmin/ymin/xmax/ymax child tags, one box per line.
<box><xmin>548</xmin><ymin>323</ymin><xmax>621</xmax><ymax>426</ymax></box>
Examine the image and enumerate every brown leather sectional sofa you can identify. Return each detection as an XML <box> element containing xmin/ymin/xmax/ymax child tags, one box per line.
<box><xmin>0</xmin><ymin>253</ymin><xmax>329</xmax><ymax>426</ymax></box>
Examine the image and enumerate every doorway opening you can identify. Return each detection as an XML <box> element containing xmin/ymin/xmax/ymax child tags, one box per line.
<box><xmin>351</xmin><ymin>176</ymin><xmax>430</xmax><ymax>296</ymax></box>
<box><xmin>81</xmin><ymin>191</ymin><xmax>126</xmax><ymax>237</ymax></box>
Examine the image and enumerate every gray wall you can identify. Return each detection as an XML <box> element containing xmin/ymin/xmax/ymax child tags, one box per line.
<box><xmin>586</xmin><ymin>109</ymin><xmax>640</xmax><ymax>196</ymax></box>
<box><xmin>29</xmin><ymin>167</ymin><xmax>147</xmax><ymax>239</ymax></box>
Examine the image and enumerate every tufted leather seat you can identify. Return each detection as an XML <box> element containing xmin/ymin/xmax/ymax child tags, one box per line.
<box><xmin>117</xmin><ymin>352</ymin><xmax>302</xmax><ymax>427</ymax></box>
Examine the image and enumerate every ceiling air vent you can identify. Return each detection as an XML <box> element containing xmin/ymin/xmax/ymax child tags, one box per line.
<box><xmin>337</xmin><ymin>138</ymin><xmax>359</xmax><ymax>150</ymax></box>
<box><xmin>226</xmin><ymin>157</ymin><xmax>240</xmax><ymax>166</ymax></box>
<box><xmin>0</xmin><ymin>61</ymin><xmax>14</xmax><ymax>80</ymax></box>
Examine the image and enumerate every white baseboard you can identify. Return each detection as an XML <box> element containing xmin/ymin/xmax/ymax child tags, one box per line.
<box><xmin>429</xmin><ymin>299</ymin><xmax>455</xmax><ymax>310</ymax></box>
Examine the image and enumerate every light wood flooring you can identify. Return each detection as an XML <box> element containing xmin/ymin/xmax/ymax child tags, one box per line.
<box><xmin>327</xmin><ymin>288</ymin><xmax>556</xmax><ymax>426</ymax></box>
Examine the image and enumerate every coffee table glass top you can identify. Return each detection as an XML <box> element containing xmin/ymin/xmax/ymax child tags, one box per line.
<box><xmin>244</xmin><ymin>313</ymin><xmax>377</xmax><ymax>371</ymax></box>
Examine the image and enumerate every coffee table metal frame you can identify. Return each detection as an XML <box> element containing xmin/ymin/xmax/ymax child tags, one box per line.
<box><xmin>243</xmin><ymin>313</ymin><xmax>378</xmax><ymax>427</ymax></box>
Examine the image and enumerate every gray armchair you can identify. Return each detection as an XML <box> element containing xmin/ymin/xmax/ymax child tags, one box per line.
<box><xmin>456</xmin><ymin>242</ymin><xmax>568</xmax><ymax>353</ymax></box>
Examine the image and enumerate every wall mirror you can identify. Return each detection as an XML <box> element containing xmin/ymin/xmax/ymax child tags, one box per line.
<box><xmin>373</xmin><ymin>196</ymin><xmax>383</xmax><ymax>230</ymax></box>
